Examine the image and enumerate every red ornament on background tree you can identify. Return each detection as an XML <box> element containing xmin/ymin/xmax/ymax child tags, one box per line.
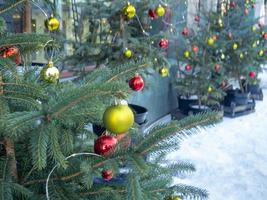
<box><xmin>192</xmin><ymin>45</ymin><xmax>198</xmax><ymax>53</ymax></box>
<box><xmin>214</xmin><ymin>64</ymin><xmax>220</xmax><ymax>72</ymax></box>
<box><xmin>229</xmin><ymin>2</ymin><xmax>236</xmax><ymax>9</ymax></box>
<box><xmin>94</xmin><ymin>135</ymin><xmax>117</xmax><ymax>156</ymax></box>
<box><xmin>181</xmin><ymin>27</ymin><xmax>189</xmax><ymax>37</ymax></box>
<box><xmin>129</xmin><ymin>74</ymin><xmax>144</xmax><ymax>91</ymax></box>
<box><xmin>185</xmin><ymin>64</ymin><xmax>191</xmax><ymax>71</ymax></box>
<box><xmin>249</xmin><ymin>71</ymin><xmax>256</xmax><ymax>79</ymax></box>
<box><xmin>102</xmin><ymin>169</ymin><xmax>113</xmax><ymax>181</ymax></box>
<box><xmin>263</xmin><ymin>33</ymin><xmax>267</xmax><ymax>40</ymax></box>
<box><xmin>148</xmin><ymin>9</ymin><xmax>157</xmax><ymax>19</ymax></box>
<box><xmin>0</xmin><ymin>46</ymin><xmax>21</xmax><ymax>65</ymax></box>
<box><xmin>159</xmin><ymin>38</ymin><xmax>168</xmax><ymax>49</ymax></box>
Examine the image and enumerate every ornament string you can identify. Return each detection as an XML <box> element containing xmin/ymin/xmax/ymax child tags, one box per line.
<box><xmin>135</xmin><ymin>15</ymin><xmax>150</xmax><ymax>36</ymax></box>
<box><xmin>46</xmin><ymin>152</ymin><xmax>103</xmax><ymax>200</ymax></box>
<box><xmin>30</xmin><ymin>0</ymin><xmax>48</xmax><ymax>18</ymax></box>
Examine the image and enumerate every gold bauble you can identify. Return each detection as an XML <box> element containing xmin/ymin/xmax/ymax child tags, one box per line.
<box><xmin>165</xmin><ymin>196</ymin><xmax>182</xmax><ymax>200</ymax></box>
<box><xmin>155</xmin><ymin>5</ymin><xmax>165</xmax><ymax>17</ymax></box>
<box><xmin>103</xmin><ymin>103</ymin><xmax>134</xmax><ymax>134</ymax></box>
<box><xmin>232</xmin><ymin>43</ymin><xmax>238</xmax><ymax>50</ymax></box>
<box><xmin>207</xmin><ymin>37</ymin><xmax>215</xmax><ymax>46</ymax></box>
<box><xmin>124</xmin><ymin>49</ymin><xmax>132</xmax><ymax>58</ymax></box>
<box><xmin>122</xmin><ymin>3</ymin><xmax>136</xmax><ymax>19</ymax></box>
<box><xmin>252</xmin><ymin>41</ymin><xmax>257</xmax><ymax>48</ymax></box>
<box><xmin>251</xmin><ymin>25</ymin><xmax>257</xmax><ymax>32</ymax></box>
<box><xmin>208</xmin><ymin>86</ymin><xmax>213</xmax><ymax>93</ymax></box>
<box><xmin>45</xmin><ymin>16</ymin><xmax>60</xmax><ymax>31</ymax></box>
<box><xmin>258</xmin><ymin>50</ymin><xmax>264</xmax><ymax>56</ymax></box>
<box><xmin>159</xmin><ymin>67</ymin><xmax>169</xmax><ymax>77</ymax></box>
<box><xmin>183</xmin><ymin>50</ymin><xmax>190</xmax><ymax>58</ymax></box>
<box><xmin>40</xmin><ymin>61</ymin><xmax>59</xmax><ymax>83</ymax></box>
<box><xmin>240</xmin><ymin>53</ymin><xmax>244</xmax><ymax>59</ymax></box>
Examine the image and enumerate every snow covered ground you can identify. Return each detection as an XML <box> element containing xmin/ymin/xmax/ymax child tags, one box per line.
<box><xmin>168</xmin><ymin>89</ymin><xmax>267</xmax><ymax>200</ymax></box>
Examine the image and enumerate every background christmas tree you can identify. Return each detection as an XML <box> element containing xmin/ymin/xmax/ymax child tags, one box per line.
<box><xmin>0</xmin><ymin>1</ymin><xmax>221</xmax><ymax>200</ymax></box>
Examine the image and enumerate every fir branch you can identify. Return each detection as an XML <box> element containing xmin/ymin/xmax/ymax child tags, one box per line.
<box><xmin>0</xmin><ymin>0</ymin><xmax>26</xmax><ymax>14</ymax></box>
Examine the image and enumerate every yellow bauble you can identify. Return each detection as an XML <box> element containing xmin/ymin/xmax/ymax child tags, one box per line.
<box><xmin>183</xmin><ymin>50</ymin><xmax>190</xmax><ymax>58</ymax></box>
<box><xmin>45</xmin><ymin>16</ymin><xmax>60</xmax><ymax>31</ymax></box>
<box><xmin>252</xmin><ymin>42</ymin><xmax>257</xmax><ymax>48</ymax></box>
<box><xmin>40</xmin><ymin>61</ymin><xmax>59</xmax><ymax>83</ymax></box>
<box><xmin>207</xmin><ymin>37</ymin><xmax>215</xmax><ymax>46</ymax></box>
<box><xmin>218</xmin><ymin>18</ymin><xmax>223</xmax><ymax>27</ymax></box>
<box><xmin>258</xmin><ymin>50</ymin><xmax>264</xmax><ymax>56</ymax></box>
<box><xmin>124</xmin><ymin>49</ymin><xmax>132</xmax><ymax>58</ymax></box>
<box><xmin>240</xmin><ymin>53</ymin><xmax>244</xmax><ymax>59</ymax></box>
<box><xmin>155</xmin><ymin>5</ymin><xmax>165</xmax><ymax>17</ymax></box>
<box><xmin>232</xmin><ymin>43</ymin><xmax>238</xmax><ymax>50</ymax></box>
<box><xmin>159</xmin><ymin>67</ymin><xmax>169</xmax><ymax>77</ymax></box>
<box><xmin>165</xmin><ymin>196</ymin><xmax>182</xmax><ymax>200</ymax></box>
<box><xmin>208</xmin><ymin>86</ymin><xmax>213</xmax><ymax>93</ymax></box>
<box><xmin>122</xmin><ymin>3</ymin><xmax>136</xmax><ymax>19</ymax></box>
<box><xmin>221</xmin><ymin>53</ymin><xmax>225</xmax><ymax>59</ymax></box>
<box><xmin>251</xmin><ymin>25</ymin><xmax>257</xmax><ymax>32</ymax></box>
<box><xmin>103</xmin><ymin>103</ymin><xmax>134</xmax><ymax>134</ymax></box>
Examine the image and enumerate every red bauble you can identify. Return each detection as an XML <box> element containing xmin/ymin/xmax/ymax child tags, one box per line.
<box><xmin>159</xmin><ymin>38</ymin><xmax>168</xmax><ymax>49</ymax></box>
<box><xmin>229</xmin><ymin>2</ymin><xmax>236</xmax><ymax>9</ymax></box>
<box><xmin>263</xmin><ymin>33</ymin><xmax>267</xmax><ymax>40</ymax></box>
<box><xmin>148</xmin><ymin>9</ymin><xmax>157</xmax><ymax>19</ymax></box>
<box><xmin>194</xmin><ymin>15</ymin><xmax>200</xmax><ymax>22</ymax></box>
<box><xmin>249</xmin><ymin>71</ymin><xmax>256</xmax><ymax>79</ymax></box>
<box><xmin>185</xmin><ymin>64</ymin><xmax>191</xmax><ymax>71</ymax></box>
<box><xmin>102</xmin><ymin>169</ymin><xmax>113</xmax><ymax>181</ymax></box>
<box><xmin>214</xmin><ymin>64</ymin><xmax>220</xmax><ymax>72</ymax></box>
<box><xmin>212</xmin><ymin>35</ymin><xmax>218</xmax><ymax>41</ymax></box>
<box><xmin>192</xmin><ymin>46</ymin><xmax>198</xmax><ymax>53</ymax></box>
<box><xmin>0</xmin><ymin>46</ymin><xmax>21</xmax><ymax>65</ymax></box>
<box><xmin>181</xmin><ymin>27</ymin><xmax>189</xmax><ymax>37</ymax></box>
<box><xmin>129</xmin><ymin>74</ymin><xmax>144</xmax><ymax>91</ymax></box>
<box><xmin>94</xmin><ymin>135</ymin><xmax>117</xmax><ymax>156</ymax></box>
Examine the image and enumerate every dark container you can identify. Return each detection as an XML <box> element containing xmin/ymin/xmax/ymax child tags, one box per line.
<box><xmin>128</xmin><ymin>104</ymin><xmax>148</xmax><ymax>125</ymax></box>
<box><xmin>224</xmin><ymin>89</ymin><xmax>249</xmax><ymax>106</ymax></box>
<box><xmin>247</xmin><ymin>84</ymin><xmax>260</xmax><ymax>94</ymax></box>
<box><xmin>188</xmin><ymin>104</ymin><xmax>211</xmax><ymax>115</ymax></box>
<box><xmin>178</xmin><ymin>95</ymin><xmax>198</xmax><ymax>114</ymax></box>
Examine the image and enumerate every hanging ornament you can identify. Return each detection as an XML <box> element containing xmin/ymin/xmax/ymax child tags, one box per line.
<box><xmin>232</xmin><ymin>43</ymin><xmax>238</xmax><ymax>50</ymax></box>
<box><xmin>192</xmin><ymin>45</ymin><xmax>198</xmax><ymax>53</ymax></box>
<box><xmin>244</xmin><ymin>8</ymin><xmax>249</xmax><ymax>15</ymax></box>
<box><xmin>154</xmin><ymin>5</ymin><xmax>165</xmax><ymax>17</ymax></box>
<box><xmin>0</xmin><ymin>46</ymin><xmax>21</xmax><ymax>65</ymax></box>
<box><xmin>183</xmin><ymin>50</ymin><xmax>190</xmax><ymax>58</ymax></box>
<box><xmin>45</xmin><ymin>16</ymin><xmax>60</xmax><ymax>31</ymax></box>
<box><xmin>249</xmin><ymin>71</ymin><xmax>256</xmax><ymax>79</ymax></box>
<box><xmin>164</xmin><ymin>196</ymin><xmax>182</xmax><ymax>200</ymax></box>
<box><xmin>229</xmin><ymin>2</ymin><xmax>236</xmax><ymax>9</ymax></box>
<box><xmin>129</xmin><ymin>74</ymin><xmax>144</xmax><ymax>91</ymax></box>
<box><xmin>251</xmin><ymin>25</ymin><xmax>257</xmax><ymax>32</ymax></box>
<box><xmin>258</xmin><ymin>50</ymin><xmax>264</xmax><ymax>56</ymax></box>
<box><xmin>159</xmin><ymin>67</ymin><xmax>169</xmax><ymax>77</ymax></box>
<box><xmin>252</xmin><ymin>41</ymin><xmax>257</xmax><ymax>48</ymax></box>
<box><xmin>221</xmin><ymin>53</ymin><xmax>225</xmax><ymax>60</ymax></box>
<box><xmin>214</xmin><ymin>64</ymin><xmax>220</xmax><ymax>72</ymax></box>
<box><xmin>227</xmin><ymin>32</ymin><xmax>233</xmax><ymax>40</ymax></box>
<box><xmin>124</xmin><ymin>49</ymin><xmax>132</xmax><ymax>58</ymax></box>
<box><xmin>94</xmin><ymin>135</ymin><xmax>118</xmax><ymax>156</ymax></box>
<box><xmin>103</xmin><ymin>101</ymin><xmax>134</xmax><ymax>134</ymax></box>
<box><xmin>40</xmin><ymin>61</ymin><xmax>60</xmax><ymax>83</ymax></box>
<box><xmin>208</xmin><ymin>86</ymin><xmax>213</xmax><ymax>93</ymax></box>
<box><xmin>207</xmin><ymin>37</ymin><xmax>215</xmax><ymax>46</ymax></box>
<box><xmin>239</xmin><ymin>53</ymin><xmax>244</xmax><ymax>59</ymax></box>
<box><xmin>181</xmin><ymin>27</ymin><xmax>189</xmax><ymax>37</ymax></box>
<box><xmin>217</xmin><ymin>18</ymin><xmax>223</xmax><ymax>28</ymax></box>
<box><xmin>194</xmin><ymin>15</ymin><xmax>200</xmax><ymax>22</ymax></box>
<box><xmin>159</xmin><ymin>38</ymin><xmax>169</xmax><ymax>49</ymax></box>
<box><xmin>263</xmin><ymin>32</ymin><xmax>267</xmax><ymax>40</ymax></box>
<box><xmin>102</xmin><ymin>169</ymin><xmax>113</xmax><ymax>181</ymax></box>
<box><xmin>122</xmin><ymin>2</ymin><xmax>136</xmax><ymax>19</ymax></box>
<box><xmin>185</xmin><ymin>64</ymin><xmax>191</xmax><ymax>71</ymax></box>
<box><xmin>148</xmin><ymin>9</ymin><xmax>157</xmax><ymax>19</ymax></box>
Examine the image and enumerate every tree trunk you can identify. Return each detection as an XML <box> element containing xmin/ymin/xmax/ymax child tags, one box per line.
<box><xmin>23</xmin><ymin>0</ymin><xmax>31</xmax><ymax>33</ymax></box>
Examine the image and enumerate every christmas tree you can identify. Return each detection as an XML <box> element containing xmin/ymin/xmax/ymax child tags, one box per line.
<box><xmin>0</xmin><ymin>1</ymin><xmax>220</xmax><ymax>200</ymax></box>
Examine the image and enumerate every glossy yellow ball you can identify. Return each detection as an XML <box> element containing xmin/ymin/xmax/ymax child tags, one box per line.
<box><xmin>40</xmin><ymin>61</ymin><xmax>59</xmax><ymax>83</ymax></box>
<box><xmin>251</xmin><ymin>25</ymin><xmax>257</xmax><ymax>32</ymax></box>
<box><xmin>159</xmin><ymin>67</ymin><xmax>169</xmax><ymax>77</ymax></box>
<box><xmin>183</xmin><ymin>50</ymin><xmax>190</xmax><ymax>58</ymax></box>
<box><xmin>208</xmin><ymin>86</ymin><xmax>213</xmax><ymax>93</ymax></box>
<box><xmin>240</xmin><ymin>53</ymin><xmax>244</xmax><ymax>59</ymax></box>
<box><xmin>103</xmin><ymin>104</ymin><xmax>134</xmax><ymax>134</ymax></box>
<box><xmin>45</xmin><ymin>16</ymin><xmax>60</xmax><ymax>31</ymax></box>
<box><xmin>123</xmin><ymin>3</ymin><xmax>136</xmax><ymax>19</ymax></box>
<box><xmin>155</xmin><ymin>5</ymin><xmax>165</xmax><ymax>17</ymax></box>
<box><xmin>232</xmin><ymin>43</ymin><xmax>238</xmax><ymax>50</ymax></box>
<box><xmin>258</xmin><ymin>50</ymin><xmax>264</xmax><ymax>56</ymax></box>
<box><xmin>207</xmin><ymin>37</ymin><xmax>215</xmax><ymax>46</ymax></box>
<box><xmin>124</xmin><ymin>49</ymin><xmax>132</xmax><ymax>58</ymax></box>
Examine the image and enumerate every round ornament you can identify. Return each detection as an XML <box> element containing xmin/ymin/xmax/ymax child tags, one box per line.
<box><xmin>207</xmin><ymin>37</ymin><xmax>215</xmax><ymax>46</ymax></box>
<box><xmin>181</xmin><ymin>27</ymin><xmax>189</xmax><ymax>37</ymax></box>
<box><xmin>102</xmin><ymin>169</ymin><xmax>113</xmax><ymax>181</ymax></box>
<box><xmin>154</xmin><ymin>5</ymin><xmax>165</xmax><ymax>17</ymax></box>
<box><xmin>240</xmin><ymin>53</ymin><xmax>244</xmax><ymax>59</ymax></box>
<box><xmin>148</xmin><ymin>9</ymin><xmax>157</xmax><ymax>19</ymax></box>
<box><xmin>251</xmin><ymin>25</ymin><xmax>257</xmax><ymax>32</ymax></box>
<box><xmin>183</xmin><ymin>50</ymin><xmax>190</xmax><ymax>58</ymax></box>
<box><xmin>159</xmin><ymin>67</ymin><xmax>169</xmax><ymax>77</ymax></box>
<box><xmin>124</xmin><ymin>49</ymin><xmax>132</xmax><ymax>58</ymax></box>
<box><xmin>252</xmin><ymin>41</ymin><xmax>257</xmax><ymax>48</ymax></box>
<box><xmin>258</xmin><ymin>50</ymin><xmax>264</xmax><ymax>56</ymax></box>
<box><xmin>249</xmin><ymin>71</ymin><xmax>256</xmax><ymax>79</ymax></box>
<box><xmin>218</xmin><ymin>18</ymin><xmax>223</xmax><ymax>28</ymax></box>
<box><xmin>165</xmin><ymin>196</ymin><xmax>182</xmax><ymax>200</ymax></box>
<box><xmin>45</xmin><ymin>16</ymin><xmax>60</xmax><ymax>31</ymax></box>
<box><xmin>159</xmin><ymin>38</ymin><xmax>169</xmax><ymax>49</ymax></box>
<box><xmin>192</xmin><ymin>46</ymin><xmax>198</xmax><ymax>53</ymax></box>
<box><xmin>214</xmin><ymin>63</ymin><xmax>220</xmax><ymax>72</ymax></box>
<box><xmin>263</xmin><ymin>32</ymin><xmax>267</xmax><ymax>40</ymax></box>
<box><xmin>129</xmin><ymin>74</ymin><xmax>144</xmax><ymax>91</ymax></box>
<box><xmin>221</xmin><ymin>53</ymin><xmax>225</xmax><ymax>60</ymax></box>
<box><xmin>232</xmin><ymin>43</ymin><xmax>238</xmax><ymax>50</ymax></box>
<box><xmin>208</xmin><ymin>86</ymin><xmax>213</xmax><ymax>93</ymax></box>
<box><xmin>0</xmin><ymin>46</ymin><xmax>21</xmax><ymax>65</ymax></box>
<box><xmin>94</xmin><ymin>135</ymin><xmax>118</xmax><ymax>156</ymax></box>
<box><xmin>103</xmin><ymin>103</ymin><xmax>134</xmax><ymax>134</ymax></box>
<box><xmin>185</xmin><ymin>64</ymin><xmax>191</xmax><ymax>71</ymax></box>
<box><xmin>40</xmin><ymin>61</ymin><xmax>60</xmax><ymax>83</ymax></box>
<box><xmin>122</xmin><ymin>2</ymin><xmax>136</xmax><ymax>19</ymax></box>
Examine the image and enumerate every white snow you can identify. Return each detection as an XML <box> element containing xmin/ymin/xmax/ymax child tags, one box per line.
<box><xmin>168</xmin><ymin>90</ymin><xmax>267</xmax><ymax>200</ymax></box>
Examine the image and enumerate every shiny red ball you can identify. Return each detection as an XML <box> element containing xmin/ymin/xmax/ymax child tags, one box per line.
<box><xmin>94</xmin><ymin>135</ymin><xmax>117</xmax><ymax>156</ymax></box>
<box><xmin>263</xmin><ymin>33</ymin><xmax>267</xmax><ymax>40</ymax></box>
<box><xmin>102</xmin><ymin>169</ymin><xmax>113</xmax><ymax>181</ymax></box>
<box><xmin>249</xmin><ymin>71</ymin><xmax>256</xmax><ymax>79</ymax></box>
<box><xmin>182</xmin><ymin>27</ymin><xmax>189</xmax><ymax>37</ymax></box>
<box><xmin>148</xmin><ymin>9</ymin><xmax>157</xmax><ymax>19</ymax></box>
<box><xmin>192</xmin><ymin>46</ymin><xmax>198</xmax><ymax>53</ymax></box>
<box><xmin>129</xmin><ymin>74</ymin><xmax>144</xmax><ymax>91</ymax></box>
<box><xmin>185</xmin><ymin>64</ymin><xmax>191</xmax><ymax>71</ymax></box>
<box><xmin>159</xmin><ymin>38</ymin><xmax>169</xmax><ymax>49</ymax></box>
<box><xmin>214</xmin><ymin>64</ymin><xmax>220</xmax><ymax>72</ymax></box>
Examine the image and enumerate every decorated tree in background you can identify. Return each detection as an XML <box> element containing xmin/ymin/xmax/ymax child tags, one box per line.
<box><xmin>0</xmin><ymin>1</ymin><xmax>220</xmax><ymax>200</ymax></box>
<box><xmin>214</xmin><ymin>0</ymin><xmax>267</xmax><ymax>93</ymax></box>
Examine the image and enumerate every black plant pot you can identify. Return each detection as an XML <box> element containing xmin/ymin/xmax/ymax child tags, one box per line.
<box><xmin>188</xmin><ymin>104</ymin><xmax>212</xmax><ymax>115</ymax></box>
<box><xmin>224</xmin><ymin>89</ymin><xmax>249</xmax><ymax>106</ymax></box>
<box><xmin>178</xmin><ymin>95</ymin><xmax>198</xmax><ymax>114</ymax></box>
<box><xmin>128</xmin><ymin>104</ymin><xmax>148</xmax><ymax>125</ymax></box>
<box><xmin>247</xmin><ymin>84</ymin><xmax>260</xmax><ymax>94</ymax></box>
<box><xmin>92</xmin><ymin>124</ymin><xmax>106</xmax><ymax>137</ymax></box>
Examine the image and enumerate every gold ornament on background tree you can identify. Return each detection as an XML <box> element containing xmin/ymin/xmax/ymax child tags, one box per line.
<box><xmin>183</xmin><ymin>50</ymin><xmax>190</xmax><ymax>58</ymax></box>
<box><xmin>159</xmin><ymin>67</ymin><xmax>169</xmax><ymax>77</ymax></box>
<box><xmin>207</xmin><ymin>37</ymin><xmax>215</xmax><ymax>46</ymax></box>
<box><xmin>45</xmin><ymin>16</ymin><xmax>60</xmax><ymax>31</ymax></box>
<box><xmin>154</xmin><ymin>4</ymin><xmax>165</xmax><ymax>17</ymax></box>
<box><xmin>165</xmin><ymin>196</ymin><xmax>182</xmax><ymax>200</ymax></box>
<box><xmin>40</xmin><ymin>61</ymin><xmax>60</xmax><ymax>83</ymax></box>
<box><xmin>232</xmin><ymin>43</ymin><xmax>238</xmax><ymax>50</ymax></box>
<box><xmin>122</xmin><ymin>2</ymin><xmax>136</xmax><ymax>19</ymax></box>
<box><xmin>124</xmin><ymin>49</ymin><xmax>132</xmax><ymax>58</ymax></box>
